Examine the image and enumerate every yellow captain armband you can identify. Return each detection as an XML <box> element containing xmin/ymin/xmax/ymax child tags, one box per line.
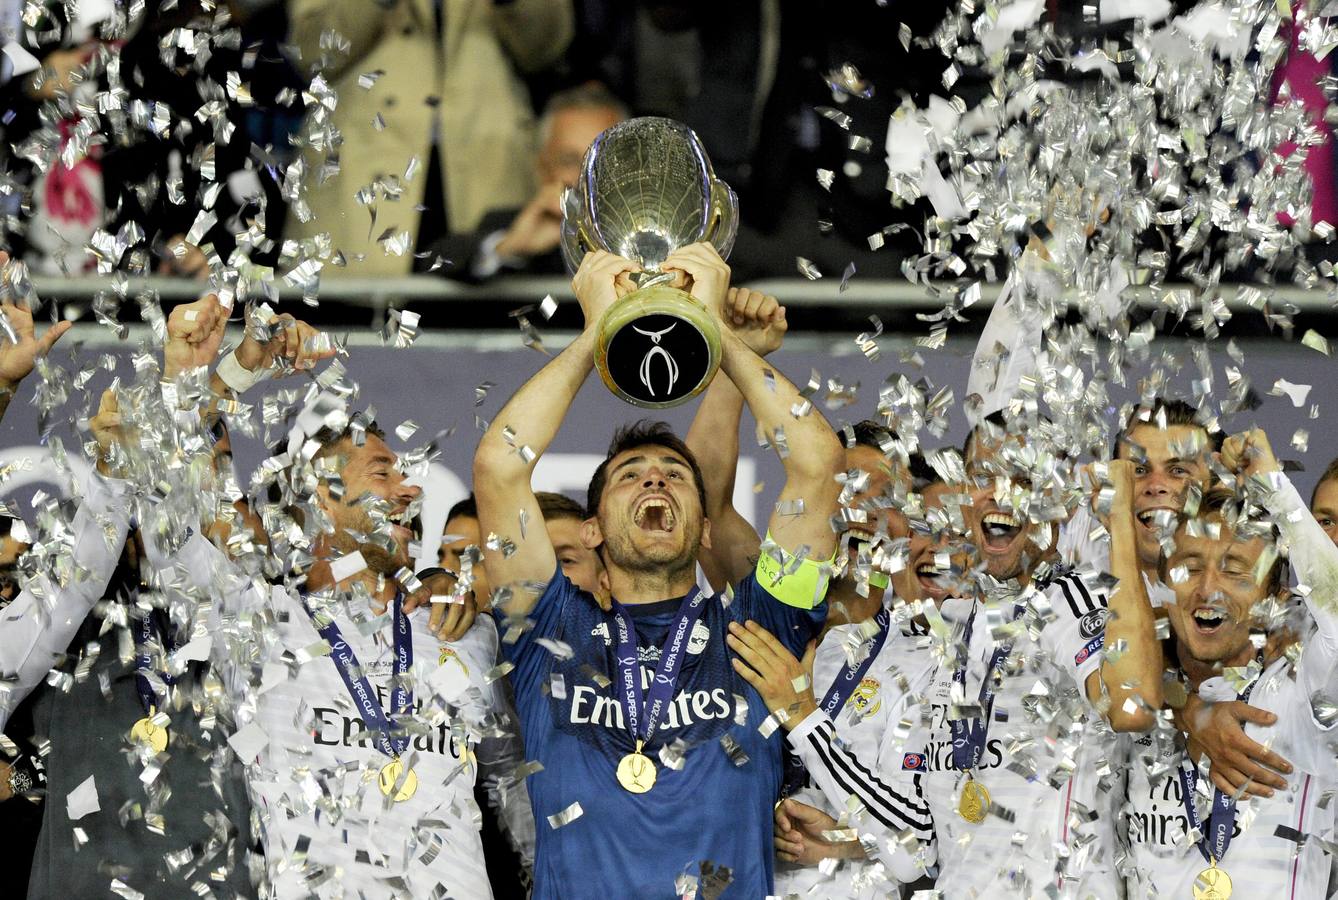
<box><xmin>754</xmin><ymin>533</ymin><xmax>836</xmax><ymax>610</ymax></box>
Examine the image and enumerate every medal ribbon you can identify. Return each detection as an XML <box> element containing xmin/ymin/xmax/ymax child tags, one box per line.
<box><xmin>133</xmin><ymin>607</ymin><xmax>178</xmax><ymax>717</ymax></box>
<box><xmin>949</xmin><ymin>601</ymin><xmax>1024</xmax><ymax>773</ymax></box>
<box><xmin>610</xmin><ymin>587</ymin><xmax>708</xmax><ymax>750</ymax></box>
<box><xmin>304</xmin><ymin>593</ymin><xmax>414</xmax><ymax>759</ymax></box>
<box><xmin>1176</xmin><ymin>664</ymin><xmax>1263</xmax><ymax>867</ymax></box>
<box><xmin>781</xmin><ymin>607</ymin><xmax>892</xmax><ymax>796</ymax></box>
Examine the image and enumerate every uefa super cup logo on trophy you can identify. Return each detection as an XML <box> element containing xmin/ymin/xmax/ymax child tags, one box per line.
<box><xmin>561</xmin><ymin>117</ymin><xmax>739</xmax><ymax>408</ymax></box>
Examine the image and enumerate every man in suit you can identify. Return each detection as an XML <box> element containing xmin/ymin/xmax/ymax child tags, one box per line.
<box><xmin>425</xmin><ymin>82</ymin><xmax>627</xmax><ymax>281</ymax></box>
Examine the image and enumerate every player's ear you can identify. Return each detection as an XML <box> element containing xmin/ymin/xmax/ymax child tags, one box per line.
<box><xmin>699</xmin><ymin>516</ymin><xmax>711</xmax><ymax>550</ymax></box>
<box><xmin>581</xmin><ymin>516</ymin><xmax>604</xmax><ymax>551</ymax></box>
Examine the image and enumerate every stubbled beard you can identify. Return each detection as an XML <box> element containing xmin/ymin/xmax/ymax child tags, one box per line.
<box><xmin>331</xmin><ymin>525</ymin><xmax>405</xmax><ymax>577</ymax></box>
<box><xmin>600</xmin><ymin>517</ymin><xmax>701</xmax><ymax>579</ymax></box>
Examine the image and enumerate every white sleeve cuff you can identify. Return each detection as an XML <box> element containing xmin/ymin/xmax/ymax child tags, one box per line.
<box><xmin>786</xmin><ymin>708</ymin><xmax>831</xmax><ymax>749</ymax></box>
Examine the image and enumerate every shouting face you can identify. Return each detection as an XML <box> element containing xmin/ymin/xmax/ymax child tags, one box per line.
<box><xmin>586</xmin><ymin>444</ymin><xmax>709</xmax><ymax>580</ymax></box>
<box><xmin>1120</xmin><ymin>423</ymin><xmax>1212</xmax><ymax>570</ymax></box>
<box><xmin>965</xmin><ymin>430</ymin><xmax>1045</xmax><ymax>583</ymax></box>
<box><xmin>1164</xmin><ymin>513</ymin><xmax>1273</xmax><ymax>670</ymax></box>
<box><xmin>898</xmin><ymin>481</ymin><xmax>963</xmax><ymax>604</ymax></box>
<box><xmin>320</xmin><ymin>433</ymin><xmax>421</xmax><ymax>576</ymax></box>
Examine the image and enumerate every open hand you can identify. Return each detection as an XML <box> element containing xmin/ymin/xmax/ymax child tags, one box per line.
<box><xmin>235</xmin><ymin>312</ymin><xmax>335</xmax><ymax>377</ymax></box>
<box><xmin>1180</xmin><ymin>692</ymin><xmax>1292</xmax><ymax>798</ymax></box>
<box><xmin>727</xmin><ymin>620</ymin><xmax>817</xmax><ymax>728</ymax></box>
<box><xmin>402</xmin><ymin>570</ymin><xmax>480</xmax><ymax>642</ymax></box>
<box><xmin>0</xmin><ymin>254</ymin><xmax>72</xmax><ymax>391</ymax></box>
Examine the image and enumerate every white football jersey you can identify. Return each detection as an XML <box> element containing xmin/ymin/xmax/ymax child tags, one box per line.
<box><xmin>157</xmin><ymin>532</ymin><xmax>502</xmax><ymax>899</ymax></box>
<box><xmin>778</xmin><ymin>614</ymin><xmax>939</xmax><ymax>897</ymax></box>
<box><xmin>911</xmin><ymin>572</ymin><xmax>1123</xmax><ymax>899</ymax></box>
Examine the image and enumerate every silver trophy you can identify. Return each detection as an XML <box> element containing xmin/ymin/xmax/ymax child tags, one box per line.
<box><xmin>561</xmin><ymin>117</ymin><xmax>739</xmax><ymax>408</ymax></box>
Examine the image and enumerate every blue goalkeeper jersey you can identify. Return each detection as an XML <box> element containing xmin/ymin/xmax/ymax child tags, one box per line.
<box><xmin>497</xmin><ymin>566</ymin><xmax>826</xmax><ymax>899</ymax></box>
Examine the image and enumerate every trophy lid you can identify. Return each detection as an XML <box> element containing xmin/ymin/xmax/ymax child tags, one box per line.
<box><xmin>561</xmin><ymin>117</ymin><xmax>739</xmax><ymax>273</ymax></box>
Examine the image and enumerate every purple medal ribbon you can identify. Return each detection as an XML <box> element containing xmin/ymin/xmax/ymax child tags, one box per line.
<box><xmin>820</xmin><ymin>607</ymin><xmax>891</xmax><ymax>716</ymax></box>
<box><xmin>133</xmin><ymin>608</ymin><xmax>177</xmax><ymax>717</ymax></box>
<box><xmin>1176</xmin><ymin>664</ymin><xmax>1263</xmax><ymax>867</ymax></box>
<box><xmin>949</xmin><ymin>601</ymin><xmax>1024</xmax><ymax>772</ymax></box>
<box><xmin>304</xmin><ymin>592</ymin><xmax>414</xmax><ymax>759</ymax></box>
<box><xmin>610</xmin><ymin>587</ymin><xmax>708</xmax><ymax>750</ymax></box>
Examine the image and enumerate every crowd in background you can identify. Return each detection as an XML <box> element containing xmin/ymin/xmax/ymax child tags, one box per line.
<box><xmin>0</xmin><ymin>0</ymin><xmax>1075</xmax><ymax>288</ymax></box>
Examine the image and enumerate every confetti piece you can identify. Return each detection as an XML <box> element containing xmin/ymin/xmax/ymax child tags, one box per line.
<box><xmin>66</xmin><ymin>775</ymin><xmax>100</xmax><ymax>821</ymax></box>
<box><xmin>547</xmin><ymin>801</ymin><xmax>584</xmax><ymax>829</ymax></box>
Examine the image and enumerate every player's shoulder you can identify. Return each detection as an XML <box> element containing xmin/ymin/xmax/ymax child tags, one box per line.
<box><xmin>1041</xmin><ymin>568</ymin><xmax>1110</xmax><ymax>628</ymax></box>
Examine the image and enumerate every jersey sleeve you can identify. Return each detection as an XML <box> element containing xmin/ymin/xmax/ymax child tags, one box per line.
<box><xmin>730</xmin><ymin>570</ymin><xmax>828</xmax><ymax>658</ymax></box>
<box><xmin>785</xmin><ymin>709</ymin><xmax>937</xmax><ymax>882</ymax></box>
<box><xmin>1260</xmin><ymin>473</ymin><xmax>1338</xmax><ymax>742</ymax></box>
<box><xmin>490</xmin><ymin>564</ymin><xmax>574</xmax><ymax>690</ymax></box>
<box><xmin>1039</xmin><ymin>572</ymin><xmax>1110</xmax><ymax>693</ymax></box>
<box><xmin>0</xmin><ymin>472</ymin><xmax>132</xmax><ymax>732</ymax></box>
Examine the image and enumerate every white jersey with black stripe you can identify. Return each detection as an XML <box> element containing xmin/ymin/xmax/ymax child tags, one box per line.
<box><xmin>780</xmin><ymin>616</ymin><xmax>939</xmax><ymax>896</ymax></box>
<box><xmin>912</xmin><ymin>571</ymin><xmax>1123</xmax><ymax>899</ymax></box>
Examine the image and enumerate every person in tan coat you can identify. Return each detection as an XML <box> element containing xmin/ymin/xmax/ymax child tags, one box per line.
<box><xmin>285</xmin><ymin>0</ymin><xmax>574</xmax><ymax>277</ymax></box>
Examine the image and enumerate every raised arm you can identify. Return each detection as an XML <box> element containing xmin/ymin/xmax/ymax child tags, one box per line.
<box><xmin>685</xmin><ymin>287</ymin><xmax>788</xmax><ymax>591</ymax></box>
<box><xmin>1086</xmin><ymin>459</ymin><xmax>1162</xmax><ymax>731</ymax></box>
<box><xmin>0</xmin><ymin>404</ymin><xmax>131</xmax><ymax>731</ymax></box>
<box><xmin>0</xmin><ymin>254</ymin><xmax>71</xmax><ymax>425</ymax></box>
<box><xmin>663</xmin><ymin>245</ymin><xmax>843</xmax><ymax>563</ymax></box>
<box><xmin>474</xmin><ymin>251</ymin><xmax>636</xmax><ymax>617</ymax></box>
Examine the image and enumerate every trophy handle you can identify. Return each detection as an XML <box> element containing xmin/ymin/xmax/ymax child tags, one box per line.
<box><xmin>593</xmin><ymin>285</ymin><xmax>722</xmax><ymax>409</ymax></box>
<box><xmin>704</xmin><ymin>179</ymin><xmax>740</xmax><ymax>260</ymax></box>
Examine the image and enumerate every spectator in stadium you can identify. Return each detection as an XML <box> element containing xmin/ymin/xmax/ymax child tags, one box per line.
<box><xmin>284</xmin><ymin>0</ymin><xmax>574</xmax><ymax>276</ymax></box>
<box><xmin>2</xmin><ymin>2</ymin><xmax>277</xmax><ymax>277</ymax></box>
<box><xmin>425</xmin><ymin>82</ymin><xmax>627</xmax><ymax>281</ymax></box>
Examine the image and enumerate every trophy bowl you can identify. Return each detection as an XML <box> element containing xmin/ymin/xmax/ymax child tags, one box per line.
<box><xmin>561</xmin><ymin>117</ymin><xmax>738</xmax><ymax>408</ymax></box>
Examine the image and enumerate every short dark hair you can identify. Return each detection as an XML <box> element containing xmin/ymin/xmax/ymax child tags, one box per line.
<box><xmin>446</xmin><ymin>495</ymin><xmax>477</xmax><ymax>525</ymax></box>
<box><xmin>1312</xmin><ymin>456</ymin><xmax>1338</xmax><ymax>506</ymax></box>
<box><xmin>962</xmin><ymin>411</ymin><xmax>1007</xmax><ymax>461</ymax></box>
<box><xmin>1115</xmin><ymin>398</ymin><xmax>1223</xmax><ymax>458</ymax></box>
<box><xmin>537</xmin><ymin>491</ymin><xmax>586</xmax><ymax>523</ymax></box>
<box><xmin>848</xmin><ymin>419</ymin><xmax>893</xmax><ymax>451</ymax></box>
<box><xmin>586</xmin><ymin>420</ymin><xmax>707</xmax><ymax>516</ymax></box>
<box><xmin>907</xmin><ymin>451</ymin><xmax>940</xmax><ymax>492</ymax></box>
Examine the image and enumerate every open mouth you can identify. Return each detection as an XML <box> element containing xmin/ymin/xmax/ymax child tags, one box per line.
<box><xmin>1136</xmin><ymin>508</ymin><xmax>1176</xmax><ymax>533</ymax></box>
<box><xmin>633</xmin><ymin>496</ymin><xmax>676</xmax><ymax>534</ymax></box>
<box><xmin>914</xmin><ymin>560</ymin><xmax>951</xmax><ymax>595</ymax></box>
<box><xmin>1190</xmin><ymin>605</ymin><xmax>1228</xmax><ymax>635</ymax></box>
<box><xmin>980</xmin><ymin>511</ymin><xmax>1022</xmax><ymax>551</ymax></box>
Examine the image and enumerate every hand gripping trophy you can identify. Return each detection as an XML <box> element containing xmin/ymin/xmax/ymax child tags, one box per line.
<box><xmin>560</xmin><ymin>117</ymin><xmax>739</xmax><ymax>408</ymax></box>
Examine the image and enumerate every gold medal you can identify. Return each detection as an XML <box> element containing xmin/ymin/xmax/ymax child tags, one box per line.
<box><xmin>1193</xmin><ymin>862</ymin><xmax>1232</xmax><ymax>900</ymax></box>
<box><xmin>378</xmin><ymin>758</ymin><xmax>418</xmax><ymax>802</ymax></box>
<box><xmin>615</xmin><ymin>741</ymin><xmax>657</xmax><ymax>793</ymax></box>
<box><xmin>957</xmin><ymin>776</ymin><xmax>990</xmax><ymax>824</ymax></box>
<box><xmin>129</xmin><ymin>716</ymin><xmax>169</xmax><ymax>753</ymax></box>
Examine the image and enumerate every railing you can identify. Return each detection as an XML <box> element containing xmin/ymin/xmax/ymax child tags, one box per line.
<box><xmin>29</xmin><ymin>275</ymin><xmax>1338</xmax><ymax>317</ymax></box>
